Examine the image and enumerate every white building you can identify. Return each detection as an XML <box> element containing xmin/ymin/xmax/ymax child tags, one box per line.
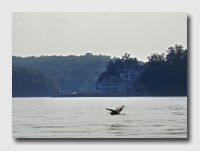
<box><xmin>97</xmin><ymin>64</ymin><xmax>144</xmax><ymax>94</ymax></box>
<box><xmin>96</xmin><ymin>76</ymin><xmax>130</xmax><ymax>94</ymax></box>
<box><xmin>120</xmin><ymin>64</ymin><xmax>144</xmax><ymax>83</ymax></box>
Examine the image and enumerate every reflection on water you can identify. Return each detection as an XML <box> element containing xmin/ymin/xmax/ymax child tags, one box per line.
<box><xmin>12</xmin><ymin>97</ymin><xmax>187</xmax><ymax>138</ymax></box>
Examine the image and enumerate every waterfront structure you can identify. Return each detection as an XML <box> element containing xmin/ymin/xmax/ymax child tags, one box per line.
<box><xmin>96</xmin><ymin>64</ymin><xmax>144</xmax><ymax>94</ymax></box>
<box><xmin>120</xmin><ymin>64</ymin><xmax>144</xmax><ymax>83</ymax></box>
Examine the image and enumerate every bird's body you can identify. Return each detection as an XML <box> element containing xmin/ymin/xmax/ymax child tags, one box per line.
<box><xmin>106</xmin><ymin>105</ymin><xmax>125</xmax><ymax>115</ymax></box>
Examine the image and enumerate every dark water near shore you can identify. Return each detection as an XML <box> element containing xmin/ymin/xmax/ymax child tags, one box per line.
<box><xmin>12</xmin><ymin>97</ymin><xmax>187</xmax><ymax>138</ymax></box>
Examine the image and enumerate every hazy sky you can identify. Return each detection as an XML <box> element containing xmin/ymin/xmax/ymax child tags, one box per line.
<box><xmin>12</xmin><ymin>12</ymin><xmax>187</xmax><ymax>61</ymax></box>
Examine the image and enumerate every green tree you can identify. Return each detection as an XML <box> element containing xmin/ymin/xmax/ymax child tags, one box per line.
<box><xmin>138</xmin><ymin>44</ymin><xmax>187</xmax><ymax>96</ymax></box>
<box><xmin>12</xmin><ymin>53</ymin><xmax>113</xmax><ymax>92</ymax></box>
<box><xmin>97</xmin><ymin>53</ymin><xmax>138</xmax><ymax>82</ymax></box>
<box><xmin>12</xmin><ymin>66</ymin><xmax>60</xmax><ymax>97</ymax></box>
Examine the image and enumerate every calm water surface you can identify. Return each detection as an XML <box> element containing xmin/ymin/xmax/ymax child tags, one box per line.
<box><xmin>12</xmin><ymin>97</ymin><xmax>187</xmax><ymax>138</ymax></box>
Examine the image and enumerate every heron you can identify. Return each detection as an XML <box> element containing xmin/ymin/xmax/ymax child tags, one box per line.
<box><xmin>106</xmin><ymin>105</ymin><xmax>125</xmax><ymax>115</ymax></box>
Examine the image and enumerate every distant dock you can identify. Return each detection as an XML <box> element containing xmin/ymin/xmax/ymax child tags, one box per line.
<box><xmin>50</xmin><ymin>91</ymin><xmax>180</xmax><ymax>97</ymax></box>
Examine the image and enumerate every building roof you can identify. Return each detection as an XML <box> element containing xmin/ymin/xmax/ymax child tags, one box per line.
<box><xmin>124</xmin><ymin>64</ymin><xmax>144</xmax><ymax>71</ymax></box>
<box><xmin>99</xmin><ymin>76</ymin><xmax>130</xmax><ymax>84</ymax></box>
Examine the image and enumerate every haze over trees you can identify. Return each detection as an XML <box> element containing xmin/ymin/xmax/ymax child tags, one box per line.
<box><xmin>12</xmin><ymin>66</ymin><xmax>60</xmax><ymax>97</ymax></box>
<box><xmin>12</xmin><ymin>53</ymin><xmax>112</xmax><ymax>93</ymax></box>
<box><xmin>12</xmin><ymin>44</ymin><xmax>187</xmax><ymax>97</ymax></box>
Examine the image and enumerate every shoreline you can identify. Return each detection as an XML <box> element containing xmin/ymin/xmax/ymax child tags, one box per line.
<box><xmin>12</xmin><ymin>94</ymin><xmax>187</xmax><ymax>98</ymax></box>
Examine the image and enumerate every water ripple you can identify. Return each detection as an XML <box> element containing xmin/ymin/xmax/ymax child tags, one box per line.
<box><xmin>12</xmin><ymin>97</ymin><xmax>187</xmax><ymax>138</ymax></box>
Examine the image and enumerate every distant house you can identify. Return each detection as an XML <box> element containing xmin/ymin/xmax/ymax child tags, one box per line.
<box><xmin>96</xmin><ymin>76</ymin><xmax>130</xmax><ymax>94</ymax></box>
<box><xmin>96</xmin><ymin>64</ymin><xmax>144</xmax><ymax>94</ymax></box>
<box><xmin>120</xmin><ymin>64</ymin><xmax>144</xmax><ymax>83</ymax></box>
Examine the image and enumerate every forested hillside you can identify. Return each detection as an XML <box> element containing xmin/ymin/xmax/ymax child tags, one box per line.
<box><xmin>12</xmin><ymin>66</ymin><xmax>60</xmax><ymax>97</ymax></box>
<box><xmin>12</xmin><ymin>44</ymin><xmax>187</xmax><ymax>96</ymax></box>
<box><xmin>12</xmin><ymin>53</ymin><xmax>112</xmax><ymax>92</ymax></box>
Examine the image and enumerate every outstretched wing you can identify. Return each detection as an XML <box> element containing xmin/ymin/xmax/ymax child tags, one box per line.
<box><xmin>116</xmin><ymin>106</ymin><xmax>125</xmax><ymax>113</ymax></box>
<box><xmin>106</xmin><ymin>108</ymin><xmax>115</xmax><ymax>112</ymax></box>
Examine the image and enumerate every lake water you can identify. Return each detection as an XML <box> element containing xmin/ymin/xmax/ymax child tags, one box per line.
<box><xmin>12</xmin><ymin>97</ymin><xmax>187</xmax><ymax>138</ymax></box>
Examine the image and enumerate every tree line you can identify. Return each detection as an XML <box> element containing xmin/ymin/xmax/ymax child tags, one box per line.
<box><xmin>138</xmin><ymin>44</ymin><xmax>187</xmax><ymax>96</ymax></box>
<box><xmin>12</xmin><ymin>53</ymin><xmax>113</xmax><ymax>93</ymax></box>
<box><xmin>12</xmin><ymin>44</ymin><xmax>187</xmax><ymax>96</ymax></box>
<box><xmin>96</xmin><ymin>44</ymin><xmax>187</xmax><ymax>96</ymax></box>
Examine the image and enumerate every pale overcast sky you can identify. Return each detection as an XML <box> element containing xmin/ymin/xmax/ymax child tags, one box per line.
<box><xmin>12</xmin><ymin>12</ymin><xmax>187</xmax><ymax>62</ymax></box>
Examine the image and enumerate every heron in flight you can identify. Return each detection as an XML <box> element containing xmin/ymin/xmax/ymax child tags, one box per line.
<box><xmin>106</xmin><ymin>105</ymin><xmax>125</xmax><ymax>115</ymax></box>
